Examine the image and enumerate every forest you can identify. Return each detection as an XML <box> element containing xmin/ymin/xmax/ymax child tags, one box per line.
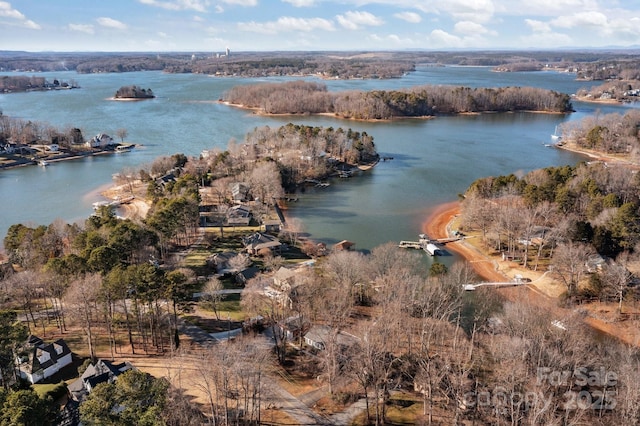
<box><xmin>560</xmin><ymin>109</ymin><xmax>640</xmax><ymax>156</ymax></box>
<box><xmin>223</xmin><ymin>80</ymin><xmax>573</xmax><ymax>119</ymax></box>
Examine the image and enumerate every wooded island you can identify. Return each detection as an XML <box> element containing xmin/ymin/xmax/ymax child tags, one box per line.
<box><xmin>223</xmin><ymin>80</ymin><xmax>573</xmax><ymax>120</ymax></box>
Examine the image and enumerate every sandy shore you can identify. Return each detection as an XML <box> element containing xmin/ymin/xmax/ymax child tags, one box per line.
<box><xmin>101</xmin><ymin>184</ymin><xmax>151</xmax><ymax>220</ymax></box>
<box><xmin>424</xmin><ymin>200</ymin><xmax>640</xmax><ymax>346</ymax></box>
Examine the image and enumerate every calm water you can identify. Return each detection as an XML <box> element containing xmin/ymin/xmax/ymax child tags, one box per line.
<box><xmin>1</xmin><ymin>66</ymin><xmax>636</xmax><ymax>258</ymax></box>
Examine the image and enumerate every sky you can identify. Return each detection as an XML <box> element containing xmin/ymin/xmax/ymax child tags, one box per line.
<box><xmin>1</xmin><ymin>0</ymin><xmax>640</xmax><ymax>52</ymax></box>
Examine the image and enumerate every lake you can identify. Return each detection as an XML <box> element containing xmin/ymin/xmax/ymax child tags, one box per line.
<box><xmin>1</xmin><ymin>66</ymin><xmax>636</xmax><ymax>261</ymax></box>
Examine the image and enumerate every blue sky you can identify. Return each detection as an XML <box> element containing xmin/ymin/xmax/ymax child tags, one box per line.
<box><xmin>2</xmin><ymin>0</ymin><xmax>640</xmax><ymax>52</ymax></box>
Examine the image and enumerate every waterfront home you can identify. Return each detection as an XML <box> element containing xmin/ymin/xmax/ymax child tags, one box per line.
<box><xmin>86</xmin><ymin>133</ymin><xmax>114</xmax><ymax>149</ymax></box>
<box><xmin>242</xmin><ymin>232</ymin><xmax>282</xmax><ymax>255</ymax></box>
<box><xmin>16</xmin><ymin>335</ymin><xmax>73</xmax><ymax>384</ymax></box>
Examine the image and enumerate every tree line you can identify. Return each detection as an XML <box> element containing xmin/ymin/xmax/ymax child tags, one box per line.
<box><xmin>0</xmin><ymin>75</ymin><xmax>78</xmax><ymax>92</ymax></box>
<box><xmin>0</xmin><ymin>112</ymin><xmax>87</xmax><ymax>149</ymax></box>
<box><xmin>561</xmin><ymin>109</ymin><xmax>640</xmax><ymax>157</ymax></box>
<box><xmin>223</xmin><ymin>80</ymin><xmax>573</xmax><ymax>119</ymax></box>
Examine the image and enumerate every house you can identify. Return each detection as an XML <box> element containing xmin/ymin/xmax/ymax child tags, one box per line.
<box><xmin>86</xmin><ymin>133</ymin><xmax>114</xmax><ymax>149</ymax></box>
<box><xmin>227</xmin><ymin>204</ymin><xmax>252</xmax><ymax>226</ymax></box>
<box><xmin>272</xmin><ymin>266</ymin><xmax>298</xmax><ymax>292</ymax></box>
<box><xmin>303</xmin><ymin>325</ymin><xmax>358</xmax><ymax>351</ymax></box>
<box><xmin>16</xmin><ymin>335</ymin><xmax>73</xmax><ymax>384</ymax></box>
<box><xmin>278</xmin><ymin>315</ymin><xmax>309</xmax><ymax>342</ymax></box>
<box><xmin>156</xmin><ymin>172</ymin><xmax>176</xmax><ymax>188</ymax></box>
<box><xmin>236</xmin><ymin>266</ymin><xmax>260</xmax><ymax>285</ymax></box>
<box><xmin>230</xmin><ymin>182</ymin><xmax>251</xmax><ymax>203</ymax></box>
<box><xmin>210</xmin><ymin>251</ymin><xmax>249</xmax><ymax>275</ymax></box>
<box><xmin>242</xmin><ymin>232</ymin><xmax>282</xmax><ymax>255</ymax></box>
<box><xmin>68</xmin><ymin>359</ymin><xmax>134</xmax><ymax>401</ymax></box>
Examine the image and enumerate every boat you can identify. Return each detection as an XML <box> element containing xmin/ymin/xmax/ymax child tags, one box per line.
<box><xmin>551</xmin><ymin>125</ymin><xmax>562</xmax><ymax>141</ymax></box>
<box><xmin>38</xmin><ymin>160</ymin><xmax>49</xmax><ymax>166</ymax></box>
<box><xmin>115</xmin><ymin>144</ymin><xmax>135</xmax><ymax>152</ymax></box>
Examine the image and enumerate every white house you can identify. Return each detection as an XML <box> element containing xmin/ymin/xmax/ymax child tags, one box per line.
<box><xmin>17</xmin><ymin>336</ymin><xmax>73</xmax><ymax>384</ymax></box>
<box><xmin>87</xmin><ymin>133</ymin><xmax>114</xmax><ymax>149</ymax></box>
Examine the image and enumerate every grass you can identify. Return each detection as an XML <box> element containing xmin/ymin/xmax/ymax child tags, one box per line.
<box><xmin>32</xmin><ymin>382</ymin><xmax>68</xmax><ymax>400</ymax></box>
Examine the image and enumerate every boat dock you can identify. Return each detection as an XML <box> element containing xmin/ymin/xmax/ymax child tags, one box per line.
<box><xmin>398</xmin><ymin>241</ymin><xmax>422</xmax><ymax>249</ymax></box>
<box><xmin>398</xmin><ymin>233</ymin><xmax>460</xmax><ymax>256</ymax></box>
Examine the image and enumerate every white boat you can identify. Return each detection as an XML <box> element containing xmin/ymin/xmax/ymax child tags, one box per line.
<box><xmin>115</xmin><ymin>144</ymin><xmax>135</xmax><ymax>152</ymax></box>
<box><xmin>38</xmin><ymin>160</ymin><xmax>49</xmax><ymax>166</ymax></box>
<box><xmin>551</xmin><ymin>125</ymin><xmax>562</xmax><ymax>141</ymax></box>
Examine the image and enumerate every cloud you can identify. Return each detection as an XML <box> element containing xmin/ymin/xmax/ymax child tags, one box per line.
<box><xmin>138</xmin><ymin>0</ymin><xmax>211</xmax><ymax>12</ymax></box>
<box><xmin>221</xmin><ymin>0</ymin><xmax>257</xmax><ymax>6</ymax></box>
<box><xmin>551</xmin><ymin>11</ymin><xmax>608</xmax><ymax>29</ymax></box>
<box><xmin>96</xmin><ymin>17</ymin><xmax>128</xmax><ymax>30</ymax></box>
<box><xmin>454</xmin><ymin>21</ymin><xmax>496</xmax><ymax>36</ymax></box>
<box><xmin>438</xmin><ymin>0</ymin><xmax>495</xmax><ymax>23</ymax></box>
<box><xmin>495</xmin><ymin>0</ymin><xmax>600</xmax><ymax>16</ymax></box>
<box><xmin>428</xmin><ymin>29</ymin><xmax>465</xmax><ymax>48</ymax></box>
<box><xmin>370</xmin><ymin>33</ymin><xmax>417</xmax><ymax>46</ymax></box>
<box><xmin>336</xmin><ymin>11</ymin><xmax>384</xmax><ymax>30</ymax></box>
<box><xmin>0</xmin><ymin>1</ymin><xmax>41</xmax><ymax>29</ymax></box>
<box><xmin>282</xmin><ymin>0</ymin><xmax>316</xmax><ymax>6</ymax></box>
<box><xmin>68</xmin><ymin>24</ymin><xmax>95</xmax><ymax>34</ymax></box>
<box><xmin>238</xmin><ymin>16</ymin><xmax>335</xmax><ymax>34</ymax></box>
<box><xmin>394</xmin><ymin>11</ymin><xmax>421</xmax><ymax>24</ymax></box>
<box><xmin>524</xmin><ymin>19</ymin><xmax>551</xmax><ymax>33</ymax></box>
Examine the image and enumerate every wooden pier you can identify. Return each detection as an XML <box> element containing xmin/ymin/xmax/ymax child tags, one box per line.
<box><xmin>398</xmin><ymin>241</ymin><xmax>422</xmax><ymax>249</ymax></box>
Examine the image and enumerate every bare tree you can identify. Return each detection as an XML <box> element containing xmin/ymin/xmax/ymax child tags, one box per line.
<box><xmin>5</xmin><ymin>270</ymin><xmax>42</xmax><ymax>334</ymax></box>
<box><xmin>202</xmin><ymin>277</ymin><xmax>224</xmax><ymax>320</ymax></box>
<box><xmin>116</xmin><ymin>128</ymin><xmax>128</xmax><ymax>143</ymax></box>
<box><xmin>600</xmin><ymin>256</ymin><xmax>633</xmax><ymax>313</ymax></box>
<box><xmin>551</xmin><ymin>241</ymin><xmax>595</xmax><ymax>297</ymax></box>
<box><xmin>64</xmin><ymin>273</ymin><xmax>102</xmax><ymax>360</ymax></box>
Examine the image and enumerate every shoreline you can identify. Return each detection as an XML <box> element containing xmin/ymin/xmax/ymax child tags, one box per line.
<box><xmin>0</xmin><ymin>145</ymin><xmax>138</xmax><ymax>171</ymax></box>
<box><xmin>424</xmin><ymin>200</ymin><xmax>640</xmax><ymax>347</ymax></box>
<box><xmin>220</xmin><ymin>100</ymin><xmax>565</xmax><ymax>122</ymax></box>
<box><xmin>556</xmin><ymin>140</ymin><xmax>640</xmax><ymax>168</ymax></box>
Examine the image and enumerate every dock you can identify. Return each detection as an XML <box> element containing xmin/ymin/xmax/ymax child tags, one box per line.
<box><xmin>398</xmin><ymin>233</ymin><xmax>460</xmax><ymax>256</ymax></box>
<box><xmin>398</xmin><ymin>241</ymin><xmax>422</xmax><ymax>249</ymax></box>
